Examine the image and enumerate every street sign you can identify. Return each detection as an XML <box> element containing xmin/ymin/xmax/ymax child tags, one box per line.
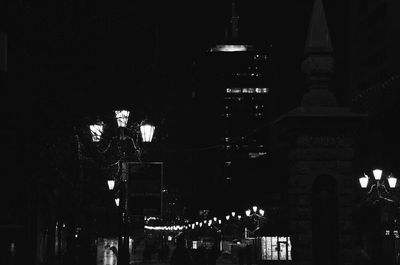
<box><xmin>128</xmin><ymin>162</ymin><xmax>163</xmax><ymax>216</ymax></box>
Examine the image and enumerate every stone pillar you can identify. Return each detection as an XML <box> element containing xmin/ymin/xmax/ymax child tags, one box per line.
<box><xmin>272</xmin><ymin>1</ymin><xmax>367</xmax><ymax>264</ymax></box>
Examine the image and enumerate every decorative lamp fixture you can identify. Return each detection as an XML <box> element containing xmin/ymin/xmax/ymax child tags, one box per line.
<box><xmin>373</xmin><ymin>169</ymin><xmax>383</xmax><ymax>181</ymax></box>
<box><xmin>115</xmin><ymin>110</ymin><xmax>130</xmax><ymax>128</ymax></box>
<box><xmin>213</xmin><ymin>217</ymin><xmax>217</xmax><ymax>222</ymax></box>
<box><xmin>218</xmin><ymin>220</ymin><xmax>222</xmax><ymax>224</ymax></box>
<box><xmin>226</xmin><ymin>215</ymin><xmax>230</xmax><ymax>221</ymax></box>
<box><xmin>107</xmin><ymin>180</ymin><xmax>115</xmax><ymax>191</ymax></box>
<box><xmin>359</xmin><ymin>174</ymin><xmax>369</xmax><ymax>189</ymax></box>
<box><xmin>259</xmin><ymin>209</ymin><xmax>265</xmax><ymax>216</ymax></box>
<box><xmin>238</xmin><ymin>215</ymin><xmax>242</xmax><ymax>220</ymax></box>
<box><xmin>252</xmin><ymin>206</ymin><xmax>258</xmax><ymax>212</ymax></box>
<box><xmin>140</xmin><ymin>122</ymin><xmax>155</xmax><ymax>142</ymax></box>
<box><xmin>245</xmin><ymin>209</ymin><xmax>251</xmax><ymax>217</ymax></box>
<box><xmin>388</xmin><ymin>174</ymin><xmax>397</xmax><ymax>188</ymax></box>
<box><xmin>231</xmin><ymin>212</ymin><xmax>236</xmax><ymax>217</ymax></box>
<box><xmin>115</xmin><ymin>198</ymin><xmax>120</xmax><ymax>207</ymax></box>
<box><xmin>89</xmin><ymin>122</ymin><xmax>104</xmax><ymax>142</ymax></box>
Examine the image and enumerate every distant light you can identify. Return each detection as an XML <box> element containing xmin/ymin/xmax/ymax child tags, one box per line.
<box><xmin>231</xmin><ymin>212</ymin><xmax>236</xmax><ymax>217</ymax></box>
<box><xmin>115</xmin><ymin>110</ymin><xmax>130</xmax><ymax>128</ymax></box>
<box><xmin>115</xmin><ymin>198</ymin><xmax>120</xmax><ymax>206</ymax></box>
<box><xmin>246</xmin><ymin>210</ymin><xmax>251</xmax><ymax>217</ymax></box>
<box><xmin>238</xmin><ymin>215</ymin><xmax>242</xmax><ymax>220</ymax></box>
<box><xmin>253</xmin><ymin>206</ymin><xmax>258</xmax><ymax>213</ymax></box>
<box><xmin>210</xmin><ymin>44</ymin><xmax>249</xmax><ymax>52</ymax></box>
<box><xmin>226</xmin><ymin>215</ymin><xmax>230</xmax><ymax>221</ymax></box>
<box><xmin>213</xmin><ymin>217</ymin><xmax>217</xmax><ymax>222</ymax></box>
<box><xmin>259</xmin><ymin>209</ymin><xmax>265</xmax><ymax>216</ymax></box>
<box><xmin>373</xmin><ymin>169</ymin><xmax>383</xmax><ymax>180</ymax></box>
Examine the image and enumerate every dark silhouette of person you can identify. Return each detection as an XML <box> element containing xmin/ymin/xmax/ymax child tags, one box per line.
<box><xmin>238</xmin><ymin>246</ymin><xmax>245</xmax><ymax>265</ymax></box>
<box><xmin>245</xmin><ymin>244</ymin><xmax>252</xmax><ymax>265</ymax></box>
<box><xmin>162</xmin><ymin>243</ymin><xmax>170</xmax><ymax>262</ymax></box>
<box><xmin>207</xmin><ymin>242</ymin><xmax>220</xmax><ymax>265</ymax></box>
<box><xmin>170</xmin><ymin>235</ymin><xmax>193</xmax><ymax>265</ymax></box>
<box><xmin>196</xmin><ymin>243</ymin><xmax>207</xmax><ymax>265</ymax></box>
<box><xmin>352</xmin><ymin>236</ymin><xmax>372</xmax><ymax>265</ymax></box>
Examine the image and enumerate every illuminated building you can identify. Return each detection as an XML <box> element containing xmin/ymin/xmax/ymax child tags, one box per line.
<box><xmin>192</xmin><ymin>0</ymin><xmax>275</xmax><ymax>213</ymax></box>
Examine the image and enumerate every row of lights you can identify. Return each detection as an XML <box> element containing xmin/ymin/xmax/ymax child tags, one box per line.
<box><xmin>143</xmin><ymin>206</ymin><xmax>266</xmax><ymax>232</ymax></box>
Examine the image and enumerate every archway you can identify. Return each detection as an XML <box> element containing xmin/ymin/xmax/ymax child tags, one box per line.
<box><xmin>312</xmin><ymin>175</ymin><xmax>339</xmax><ymax>265</ymax></box>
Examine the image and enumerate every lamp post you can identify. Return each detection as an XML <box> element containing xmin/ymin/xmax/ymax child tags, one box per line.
<box><xmin>359</xmin><ymin>169</ymin><xmax>400</xmax><ymax>265</ymax></box>
<box><xmin>89</xmin><ymin>109</ymin><xmax>155</xmax><ymax>265</ymax></box>
<box><xmin>244</xmin><ymin>206</ymin><xmax>265</xmax><ymax>238</ymax></box>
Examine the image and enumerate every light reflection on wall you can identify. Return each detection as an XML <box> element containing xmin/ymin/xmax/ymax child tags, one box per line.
<box><xmin>97</xmin><ymin>238</ymin><xmax>118</xmax><ymax>265</ymax></box>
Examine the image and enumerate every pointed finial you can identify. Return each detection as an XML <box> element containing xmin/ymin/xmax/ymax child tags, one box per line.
<box><xmin>231</xmin><ymin>0</ymin><xmax>239</xmax><ymax>40</ymax></box>
<box><xmin>304</xmin><ymin>0</ymin><xmax>333</xmax><ymax>53</ymax></box>
<box><xmin>300</xmin><ymin>0</ymin><xmax>336</xmax><ymax>107</ymax></box>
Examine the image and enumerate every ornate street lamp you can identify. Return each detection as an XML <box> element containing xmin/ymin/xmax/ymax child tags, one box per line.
<box><xmin>87</xmin><ymin>109</ymin><xmax>156</xmax><ymax>265</ymax></box>
<box><xmin>359</xmin><ymin>169</ymin><xmax>398</xmax><ymax>202</ymax></box>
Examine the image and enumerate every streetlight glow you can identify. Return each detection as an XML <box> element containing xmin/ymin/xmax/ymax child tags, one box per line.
<box><xmin>252</xmin><ymin>206</ymin><xmax>258</xmax><ymax>212</ymax></box>
<box><xmin>115</xmin><ymin>198</ymin><xmax>120</xmax><ymax>206</ymax></box>
<box><xmin>115</xmin><ymin>110</ymin><xmax>130</xmax><ymax>128</ymax></box>
<box><xmin>259</xmin><ymin>209</ymin><xmax>265</xmax><ymax>216</ymax></box>
<box><xmin>373</xmin><ymin>169</ymin><xmax>383</xmax><ymax>181</ymax></box>
<box><xmin>140</xmin><ymin>123</ymin><xmax>155</xmax><ymax>142</ymax></box>
<box><xmin>359</xmin><ymin>174</ymin><xmax>369</xmax><ymax>189</ymax></box>
<box><xmin>107</xmin><ymin>180</ymin><xmax>115</xmax><ymax>191</ymax></box>
<box><xmin>89</xmin><ymin>122</ymin><xmax>104</xmax><ymax>142</ymax></box>
<box><xmin>246</xmin><ymin>209</ymin><xmax>251</xmax><ymax>217</ymax></box>
<box><xmin>388</xmin><ymin>174</ymin><xmax>397</xmax><ymax>188</ymax></box>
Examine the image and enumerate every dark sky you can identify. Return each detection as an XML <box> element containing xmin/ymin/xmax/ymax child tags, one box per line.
<box><xmin>3</xmin><ymin>0</ymin><xmax>350</xmax><ymax>217</ymax></box>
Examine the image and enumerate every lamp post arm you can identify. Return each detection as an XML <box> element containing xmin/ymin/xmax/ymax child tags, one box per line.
<box><xmin>367</xmin><ymin>183</ymin><xmax>377</xmax><ymax>195</ymax></box>
<box><xmin>98</xmin><ymin>136</ymin><xmax>119</xmax><ymax>154</ymax></box>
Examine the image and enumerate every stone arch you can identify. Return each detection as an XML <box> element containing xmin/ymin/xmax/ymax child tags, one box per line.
<box><xmin>312</xmin><ymin>174</ymin><xmax>339</xmax><ymax>265</ymax></box>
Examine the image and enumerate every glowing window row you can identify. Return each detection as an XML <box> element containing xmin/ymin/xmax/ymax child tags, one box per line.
<box><xmin>226</xmin><ymin>88</ymin><xmax>269</xmax><ymax>94</ymax></box>
<box><xmin>233</xmin><ymin>72</ymin><xmax>262</xmax><ymax>77</ymax></box>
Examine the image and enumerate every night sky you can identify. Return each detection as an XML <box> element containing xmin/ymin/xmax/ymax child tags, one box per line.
<box><xmin>2</xmin><ymin>0</ymin><xmax>350</xmax><ymax>217</ymax></box>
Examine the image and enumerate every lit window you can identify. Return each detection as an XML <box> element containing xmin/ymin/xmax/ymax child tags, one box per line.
<box><xmin>249</xmin><ymin>152</ymin><xmax>267</xmax><ymax>159</ymax></box>
<box><xmin>227</xmin><ymin>88</ymin><xmax>242</xmax><ymax>94</ymax></box>
<box><xmin>260</xmin><ymin>236</ymin><xmax>292</xmax><ymax>261</ymax></box>
<box><xmin>210</xmin><ymin>44</ymin><xmax>249</xmax><ymax>52</ymax></box>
